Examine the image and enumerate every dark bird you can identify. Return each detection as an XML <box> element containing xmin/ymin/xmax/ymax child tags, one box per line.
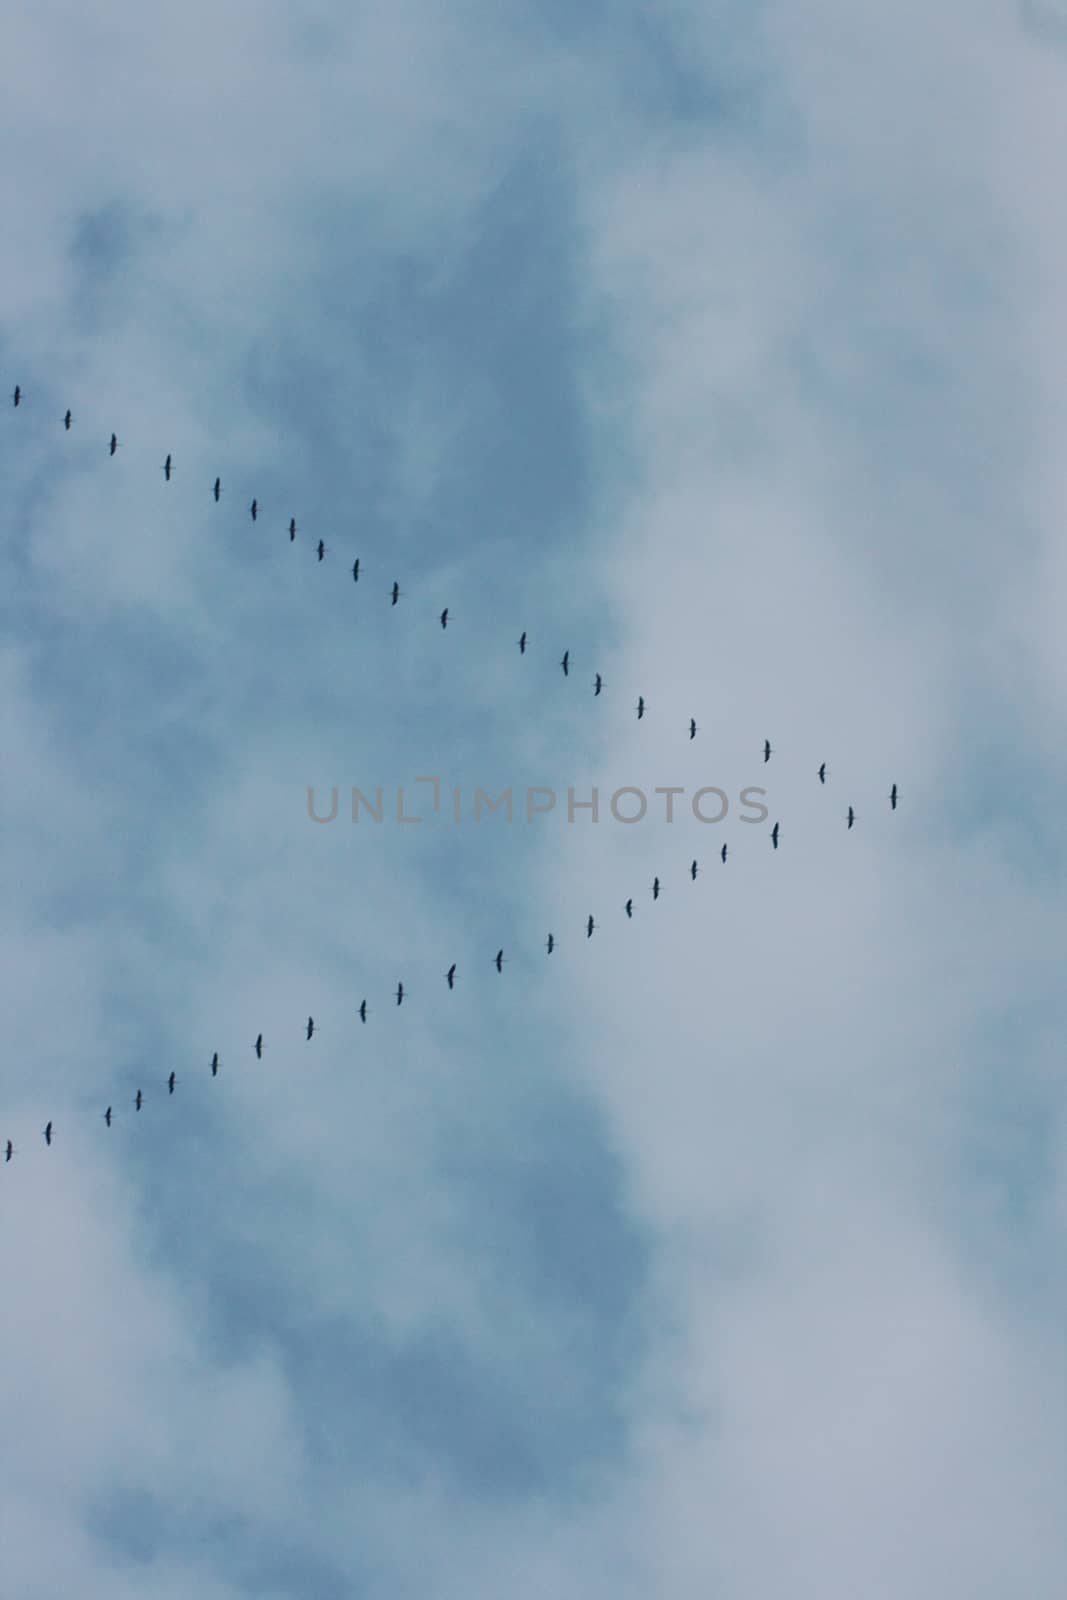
<box><xmin>847</xmin><ymin>806</ymin><xmax>856</xmax><ymax>830</ymax></box>
<box><xmin>211</xmin><ymin>1052</ymin><xmax>220</xmax><ymax>1077</ymax></box>
<box><xmin>254</xmin><ymin>1033</ymin><xmax>263</xmax><ymax>1059</ymax></box>
<box><xmin>651</xmin><ymin>877</ymin><xmax>662</xmax><ymax>900</ymax></box>
<box><xmin>395</xmin><ymin>982</ymin><xmax>405</xmax><ymax>1006</ymax></box>
<box><xmin>306</xmin><ymin>1016</ymin><xmax>315</xmax><ymax>1041</ymax></box>
<box><xmin>446</xmin><ymin>963</ymin><xmax>456</xmax><ymax>990</ymax></box>
<box><xmin>289</xmin><ymin>518</ymin><xmax>297</xmax><ymax>542</ymax></box>
<box><xmin>771</xmin><ymin>822</ymin><xmax>780</xmax><ymax>849</ymax></box>
<box><xmin>586</xmin><ymin>914</ymin><xmax>596</xmax><ymax>938</ymax></box>
<box><xmin>690</xmin><ymin>859</ymin><xmax>698</xmax><ymax>881</ymax></box>
<box><xmin>167</xmin><ymin>1071</ymin><xmax>176</xmax><ymax>1095</ymax></box>
<box><xmin>689</xmin><ymin>718</ymin><xmax>697</xmax><ymax>740</ymax></box>
<box><xmin>636</xmin><ymin>697</ymin><xmax>646</xmax><ymax>720</ymax></box>
<box><xmin>105</xmin><ymin>1106</ymin><xmax>113</xmax><ymax>1126</ymax></box>
<box><xmin>721</xmin><ymin>842</ymin><xmax>728</xmax><ymax>863</ymax></box>
<box><xmin>250</xmin><ymin>498</ymin><xmax>258</xmax><ymax>521</ymax></box>
<box><xmin>518</xmin><ymin>632</ymin><xmax>527</xmax><ymax>654</ymax></box>
<box><xmin>625</xmin><ymin>898</ymin><xmax>633</xmax><ymax>918</ymax></box>
<box><xmin>163</xmin><ymin>454</ymin><xmax>172</xmax><ymax>481</ymax></box>
<box><xmin>63</xmin><ymin>408</ymin><xmax>71</xmax><ymax>430</ymax></box>
<box><xmin>44</xmin><ymin>1121</ymin><xmax>53</xmax><ymax>1146</ymax></box>
<box><xmin>391</xmin><ymin>581</ymin><xmax>401</xmax><ymax>606</ymax></box>
<box><xmin>594</xmin><ymin>673</ymin><xmax>603</xmax><ymax>696</ymax></box>
<box><xmin>818</xmin><ymin>763</ymin><xmax>827</xmax><ymax>784</ymax></box>
<box><xmin>560</xmin><ymin>650</ymin><xmax>570</xmax><ymax>677</ymax></box>
<box><xmin>359</xmin><ymin>999</ymin><xmax>368</xmax><ymax>1023</ymax></box>
<box><xmin>135</xmin><ymin>1090</ymin><xmax>143</xmax><ymax>1111</ymax></box>
<box><xmin>213</xmin><ymin>476</ymin><xmax>221</xmax><ymax>502</ymax></box>
<box><xmin>440</xmin><ymin>608</ymin><xmax>449</xmax><ymax>629</ymax></box>
<box><xmin>109</xmin><ymin>433</ymin><xmax>119</xmax><ymax>456</ymax></box>
<box><xmin>494</xmin><ymin>949</ymin><xmax>505</xmax><ymax>972</ymax></box>
<box><xmin>352</xmin><ymin>558</ymin><xmax>360</xmax><ymax>582</ymax></box>
<box><xmin>763</xmin><ymin>739</ymin><xmax>772</xmax><ymax>763</ymax></box>
<box><xmin>4</xmin><ymin>1140</ymin><xmax>12</xmax><ymax>1162</ymax></box>
<box><xmin>317</xmin><ymin>540</ymin><xmax>326</xmax><ymax>562</ymax></box>
<box><xmin>890</xmin><ymin>783</ymin><xmax>899</xmax><ymax>811</ymax></box>
<box><xmin>12</xmin><ymin>386</ymin><xmax>20</xmax><ymax>407</ymax></box>
<box><xmin>545</xmin><ymin>933</ymin><xmax>555</xmax><ymax>954</ymax></box>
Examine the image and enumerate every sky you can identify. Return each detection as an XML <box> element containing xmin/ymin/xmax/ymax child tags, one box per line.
<box><xmin>2</xmin><ymin>0</ymin><xmax>1066</xmax><ymax>1594</ymax></box>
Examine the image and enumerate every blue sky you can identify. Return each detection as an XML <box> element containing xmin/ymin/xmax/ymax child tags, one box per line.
<box><xmin>2</xmin><ymin>1</ymin><xmax>1067</xmax><ymax>1595</ymax></box>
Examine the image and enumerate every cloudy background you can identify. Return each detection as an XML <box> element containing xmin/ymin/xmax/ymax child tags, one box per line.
<box><xmin>2</xmin><ymin>0</ymin><xmax>1067</xmax><ymax>1593</ymax></box>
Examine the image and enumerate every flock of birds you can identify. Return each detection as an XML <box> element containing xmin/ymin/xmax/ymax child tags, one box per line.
<box><xmin>4</xmin><ymin>384</ymin><xmax>903</xmax><ymax>1163</ymax></box>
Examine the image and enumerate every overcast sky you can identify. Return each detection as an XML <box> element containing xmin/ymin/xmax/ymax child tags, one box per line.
<box><xmin>2</xmin><ymin>1</ymin><xmax>1067</xmax><ymax>1595</ymax></box>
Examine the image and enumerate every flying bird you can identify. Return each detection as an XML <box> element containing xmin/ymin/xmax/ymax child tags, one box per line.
<box><xmin>771</xmin><ymin>822</ymin><xmax>780</xmax><ymax>849</ymax></box>
<box><xmin>690</xmin><ymin>859</ymin><xmax>698</xmax><ymax>881</ymax></box>
<box><xmin>545</xmin><ymin>933</ymin><xmax>555</xmax><ymax>954</ymax></box>
<box><xmin>211</xmin><ymin>1052</ymin><xmax>220</xmax><ymax>1077</ymax></box>
<box><xmin>352</xmin><ymin>559</ymin><xmax>360</xmax><ymax>582</ymax></box>
<box><xmin>105</xmin><ymin>1106</ymin><xmax>113</xmax><ymax>1127</ymax></box>
<box><xmin>391</xmin><ymin>581</ymin><xmax>401</xmax><ymax>606</ymax></box>
<box><xmin>43</xmin><ymin>1121</ymin><xmax>53</xmax><ymax>1146</ymax></box>
<box><xmin>358</xmin><ymin>1000</ymin><xmax>368</xmax><ymax>1023</ymax></box>
<box><xmin>4</xmin><ymin>1140</ymin><xmax>12</xmax><ymax>1162</ymax></box>
<box><xmin>651</xmin><ymin>877</ymin><xmax>661</xmax><ymax>900</ymax></box>
<box><xmin>494</xmin><ymin>949</ymin><xmax>505</xmax><ymax>973</ymax></box>
<box><xmin>594</xmin><ymin>673</ymin><xmax>603</xmax><ymax>696</ymax></box>
<box><xmin>721</xmin><ymin>842</ymin><xmax>728</xmax><ymax>863</ymax></box>
<box><xmin>167</xmin><ymin>1071</ymin><xmax>176</xmax><ymax>1095</ymax></box>
<box><xmin>625</xmin><ymin>898</ymin><xmax>633</xmax><ymax>918</ymax></box>
<box><xmin>518</xmin><ymin>632</ymin><xmax>527</xmax><ymax>654</ymax></box>
<box><xmin>135</xmin><ymin>1090</ymin><xmax>143</xmax><ymax>1111</ymax></box>
<box><xmin>163</xmin><ymin>454</ymin><xmax>172</xmax><ymax>481</ymax></box>
<box><xmin>847</xmin><ymin>806</ymin><xmax>856</xmax><ymax>830</ymax></box>
<box><xmin>689</xmin><ymin>718</ymin><xmax>697</xmax><ymax>740</ymax></box>
<box><xmin>446</xmin><ymin>964</ymin><xmax>456</xmax><ymax>990</ymax></box>
<box><xmin>63</xmin><ymin>409</ymin><xmax>71</xmax><ymax>430</ymax></box>
<box><xmin>818</xmin><ymin>763</ymin><xmax>827</xmax><ymax>784</ymax></box>
<box><xmin>213</xmin><ymin>476</ymin><xmax>221</xmax><ymax>502</ymax></box>
<box><xmin>586</xmin><ymin>914</ymin><xmax>596</xmax><ymax>938</ymax></box>
<box><xmin>317</xmin><ymin>540</ymin><xmax>326</xmax><ymax>562</ymax></box>
<box><xmin>890</xmin><ymin>783</ymin><xmax>899</xmax><ymax>811</ymax></box>
<box><xmin>636</xmin><ymin>697</ymin><xmax>646</xmax><ymax>720</ymax></box>
<box><xmin>560</xmin><ymin>650</ymin><xmax>570</xmax><ymax>677</ymax></box>
<box><xmin>289</xmin><ymin>518</ymin><xmax>297</xmax><ymax>542</ymax></box>
<box><xmin>306</xmin><ymin>1016</ymin><xmax>315</xmax><ymax>1041</ymax></box>
<box><xmin>12</xmin><ymin>386</ymin><xmax>20</xmax><ymax>407</ymax></box>
<box><xmin>440</xmin><ymin>608</ymin><xmax>450</xmax><ymax>629</ymax></box>
<box><xmin>395</xmin><ymin>982</ymin><xmax>405</xmax><ymax>1006</ymax></box>
<box><xmin>109</xmin><ymin>433</ymin><xmax>119</xmax><ymax>456</ymax></box>
<box><xmin>254</xmin><ymin>1033</ymin><xmax>263</xmax><ymax>1059</ymax></box>
<box><xmin>763</xmin><ymin>739</ymin><xmax>772</xmax><ymax>763</ymax></box>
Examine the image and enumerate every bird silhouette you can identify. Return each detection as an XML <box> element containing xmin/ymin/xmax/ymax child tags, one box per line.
<box><xmin>446</xmin><ymin>964</ymin><xmax>456</xmax><ymax>990</ymax></box>
<box><xmin>163</xmin><ymin>454</ymin><xmax>172</xmax><ymax>481</ymax></box>
<box><xmin>771</xmin><ymin>822</ymin><xmax>780</xmax><ymax>848</ymax></box>
<box><xmin>317</xmin><ymin>540</ymin><xmax>326</xmax><ymax>562</ymax></box>
<box><xmin>395</xmin><ymin>982</ymin><xmax>405</xmax><ymax>1006</ymax></box>
<box><xmin>104</xmin><ymin>1106</ymin><xmax>113</xmax><ymax>1127</ymax></box>
<box><xmin>254</xmin><ymin>1033</ymin><xmax>263</xmax><ymax>1059</ymax></box>
<box><xmin>763</xmin><ymin>739</ymin><xmax>772</xmax><ymax>763</ymax></box>
<box><xmin>43</xmin><ymin>1121</ymin><xmax>53</xmax><ymax>1146</ymax></box>
<box><xmin>690</xmin><ymin>859</ymin><xmax>698</xmax><ymax>881</ymax></box>
<box><xmin>625</xmin><ymin>898</ymin><xmax>633</xmax><ymax>918</ymax></box>
<box><xmin>721</xmin><ymin>842</ymin><xmax>728</xmax><ymax>863</ymax></box>
<box><xmin>213</xmin><ymin>476</ymin><xmax>221</xmax><ymax>502</ymax></box>
<box><xmin>12</xmin><ymin>386</ymin><xmax>20</xmax><ymax>407</ymax></box>
<box><xmin>545</xmin><ymin>933</ymin><xmax>555</xmax><ymax>954</ymax></box>
<box><xmin>135</xmin><ymin>1090</ymin><xmax>143</xmax><ymax>1111</ymax></box>
<box><xmin>359</xmin><ymin>1000</ymin><xmax>368</xmax><ymax>1023</ymax></box>
<box><xmin>636</xmin><ymin>697</ymin><xmax>646</xmax><ymax>720</ymax></box>
<box><xmin>440</xmin><ymin>608</ymin><xmax>450</xmax><ymax>629</ymax></box>
<box><xmin>651</xmin><ymin>877</ymin><xmax>662</xmax><ymax>900</ymax></box>
<box><xmin>689</xmin><ymin>718</ymin><xmax>697</xmax><ymax>740</ymax></box>
<box><xmin>594</xmin><ymin>673</ymin><xmax>603</xmax><ymax>696</ymax></box>
<box><xmin>560</xmin><ymin>650</ymin><xmax>570</xmax><ymax>677</ymax></box>
<box><xmin>586</xmin><ymin>914</ymin><xmax>596</xmax><ymax>938</ymax></box>
<box><xmin>352</xmin><ymin>559</ymin><xmax>360</xmax><ymax>582</ymax></box>
<box><xmin>518</xmin><ymin>632</ymin><xmax>527</xmax><ymax>654</ymax></box>
<box><xmin>211</xmin><ymin>1052</ymin><xmax>220</xmax><ymax>1077</ymax></box>
<box><xmin>289</xmin><ymin>518</ymin><xmax>297</xmax><ymax>542</ymax></box>
<box><xmin>890</xmin><ymin>783</ymin><xmax>899</xmax><ymax>810</ymax></box>
<box><xmin>4</xmin><ymin>1140</ymin><xmax>13</xmax><ymax>1162</ymax></box>
<box><xmin>109</xmin><ymin>433</ymin><xmax>119</xmax><ymax>456</ymax></box>
<box><xmin>391</xmin><ymin>582</ymin><xmax>401</xmax><ymax>606</ymax></box>
<box><xmin>847</xmin><ymin>807</ymin><xmax>856</xmax><ymax>830</ymax></box>
<box><xmin>63</xmin><ymin>408</ymin><xmax>71</xmax><ymax>430</ymax></box>
<box><xmin>494</xmin><ymin>949</ymin><xmax>505</xmax><ymax>973</ymax></box>
<box><xmin>818</xmin><ymin>763</ymin><xmax>827</xmax><ymax>784</ymax></box>
<box><xmin>306</xmin><ymin>1016</ymin><xmax>315</xmax><ymax>1041</ymax></box>
<box><xmin>168</xmin><ymin>1071</ymin><xmax>176</xmax><ymax>1094</ymax></box>
<box><xmin>250</xmin><ymin>499</ymin><xmax>258</xmax><ymax>522</ymax></box>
